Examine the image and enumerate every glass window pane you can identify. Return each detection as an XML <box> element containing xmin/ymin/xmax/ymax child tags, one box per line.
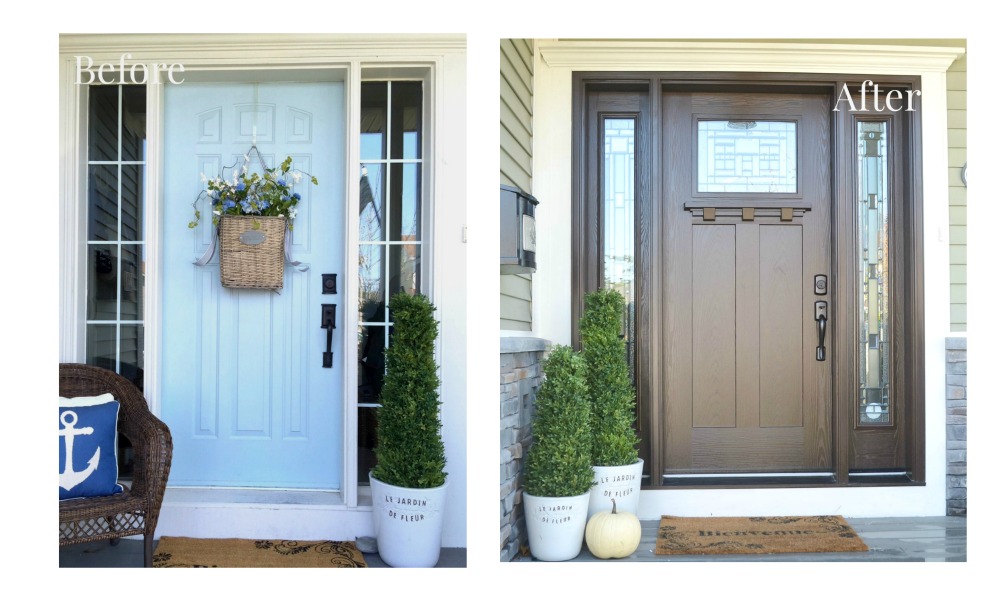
<box><xmin>359</xmin><ymin>163</ymin><xmax>386</xmax><ymax>242</ymax></box>
<box><xmin>358</xmin><ymin>325</ymin><xmax>386</xmax><ymax>404</ymax></box>
<box><xmin>88</xmin><ymin>86</ymin><xmax>118</xmax><ymax>162</ymax></box>
<box><xmin>697</xmin><ymin>120</ymin><xmax>797</xmax><ymax>193</ymax></box>
<box><xmin>86</xmin><ymin>324</ymin><xmax>117</xmax><ymax>372</ymax></box>
<box><xmin>357</xmin><ymin>405</ymin><xmax>378</xmax><ymax>485</ymax></box>
<box><xmin>87</xmin><ymin>245</ymin><xmax>118</xmax><ymax>320</ymax></box>
<box><xmin>358</xmin><ymin>243</ymin><xmax>386</xmax><ymax>322</ymax></box>
<box><xmin>121</xmin><ymin>165</ymin><xmax>144</xmax><ymax>242</ymax></box>
<box><xmin>360</xmin><ymin>82</ymin><xmax>387</xmax><ymax>160</ymax></box>
<box><xmin>119</xmin><ymin>245</ymin><xmax>144</xmax><ymax>321</ymax></box>
<box><xmin>88</xmin><ymin>165</ymin><xmax>118</xmax><ymax>242</ymax></box>
<box><xmin>389</xmin><ymin>163</ymin><xmax>421</xmax><ymax>241</ymax></box>
<box><xmin>391</xmin><ymin>82</ymin><xmax>422</xmax><ymax>160</ymax></box>
<box><xmin>121</xmin><ymin>85</ymin><xmax>146</xmax><ymax>162</ymax></box>
<box><xmin>602</xmin><ymin>118</ymin><xmax>636</xmax><ymax>382</ymax></box>
<box><xmin>857</xmin><ymin>121</ymin><xmax>891</xmax><ymax>425</ymax></box>
<box><xmin>119</xmin><ymin>325</ymin><xmax>144</xmax><ymax>390</ymax></box>
<box><xmin>388</xmin><ymin>244</ymin><xmax>421</xmax><ymax>301</ymax></box>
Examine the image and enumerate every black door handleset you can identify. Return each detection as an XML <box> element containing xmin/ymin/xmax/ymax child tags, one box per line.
<box><xmin>321</xmin><ymin>273</ymin><xmax>338</xmax><ymax>368</ymax></box>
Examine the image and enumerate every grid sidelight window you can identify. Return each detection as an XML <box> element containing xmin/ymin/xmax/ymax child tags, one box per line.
<box><xmin>86</xmin><ymin>85</ymin><xmax>146</xmax><ymax>392</ymax></box>
<box><xmin>856</xmin><ymin>121</ymin><xmax>891</xmax><ymax>426</ymax></box>
<box><xmin>357</xmin><ymin>81</ymin><xmax>424</xmax><ymax>483</ymax></box>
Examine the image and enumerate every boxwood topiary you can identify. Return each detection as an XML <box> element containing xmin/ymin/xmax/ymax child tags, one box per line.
<box><xmin>372</xmin><ymin>292</ymin><xmax>447</xmax><ymax>489</ymax></box>
<box><xmin>523</xmin><ymin>345</ymin><xmax>594</xmax><ymax>497</ymax></box>
<box><xmin>580</xmin><ymin>288</ymin><xmax>640</xmax><ymax>467</ymax></box>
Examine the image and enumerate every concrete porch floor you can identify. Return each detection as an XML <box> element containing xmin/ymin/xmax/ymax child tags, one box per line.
<box><xmin>513</xmin><ymin>516</ymin><xmax>967</xmax><ymax>562</ymax></box>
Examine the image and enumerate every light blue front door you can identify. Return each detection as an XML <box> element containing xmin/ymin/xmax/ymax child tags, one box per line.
<box><xmin>162</xmin><ymin>82</ymin><xmax>344</xmax><ymax>489</ymax></box>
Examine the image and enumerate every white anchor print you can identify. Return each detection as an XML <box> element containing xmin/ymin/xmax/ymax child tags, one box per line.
<box><xmin>59</xmin><ymin>410</ymin><xmax>101</xmax><ymax>490</ymax></box>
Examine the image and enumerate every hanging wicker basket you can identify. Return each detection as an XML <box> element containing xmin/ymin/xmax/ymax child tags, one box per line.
<box><xmin>218</xmin><ymin>215</ymin><xmax>286</xmax><ymax>290</ymax></box>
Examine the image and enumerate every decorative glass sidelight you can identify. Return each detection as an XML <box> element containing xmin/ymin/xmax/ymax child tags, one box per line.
<box><xmin>857</xmin><ymin>121</ymin><xmax>891</xmax><ymax>425</ymax></box>
<box><xmin>602</xmin><ymin>118</ymin><xmax>636</xmax><ymax>382</ymax></box>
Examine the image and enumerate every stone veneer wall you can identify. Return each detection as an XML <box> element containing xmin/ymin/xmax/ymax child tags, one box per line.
<box><xmin>500</xmin><ymin>337</ymin><xmax>549</xmax><ymax>561</ymax></box>
<box><xmin>946</xmin><ymin>336</ymin><xmax>967</xmax><ymax>516</ymax></box>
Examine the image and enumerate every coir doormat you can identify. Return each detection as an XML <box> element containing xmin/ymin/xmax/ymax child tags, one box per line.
<box><xmin>152</xmin><ymin>537</ymin><xmax>367</xmax><ymax>567</ymax></box>
<box><xmin>655</xmin><ymin>515</ymin><xmax>869</xmax><ymax>555</ymax></box>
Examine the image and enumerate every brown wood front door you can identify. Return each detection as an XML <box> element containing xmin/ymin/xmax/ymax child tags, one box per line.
<box><xmin>660</xmin><ymin>92</ymin><xmax>833</xmax><ymax>474</ymax></box>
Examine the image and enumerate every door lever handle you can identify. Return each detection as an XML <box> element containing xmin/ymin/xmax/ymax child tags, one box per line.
<box><xmin>815</xmin><ymin>300</ymin><xmax>828</xmax><ymax>362</ymax></box>
<box><xmin>321</xmin><ymin>304</ymin><xmax>336</xmax><ymax>368</ymax></box>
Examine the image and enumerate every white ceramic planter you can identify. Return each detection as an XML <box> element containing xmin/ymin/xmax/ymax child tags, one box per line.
<box><xmin>523</xmin><ymin>490</ymin><xmax>591</xmax><ymax>561</ymax></box>
<box><xmin>369</xmin><ymin>473</ymin><xmax>448</xmax><ymax>567</ymax></box>
<box><xmin>588</xmin><ymin>458</ymin><xmax>644</xmax><ymax>519</ymax></box>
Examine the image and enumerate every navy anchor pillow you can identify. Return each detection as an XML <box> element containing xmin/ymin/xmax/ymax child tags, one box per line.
<box><xmin>59</xmin><ymin>393</ymin><xmax>124</xmax><ymax>501</ymax></box>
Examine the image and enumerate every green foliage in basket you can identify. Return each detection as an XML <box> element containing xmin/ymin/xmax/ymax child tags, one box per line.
<box><xmin>189</xmin><ymin>154</ymin><xmax>318</xmax><ymax>230</ymax></box>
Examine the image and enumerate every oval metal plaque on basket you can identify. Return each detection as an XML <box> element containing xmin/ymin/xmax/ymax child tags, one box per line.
<box><xmin>239</xmin><ymin>230</ymin><xmax>267</xmax><ymax>246</ymax></box>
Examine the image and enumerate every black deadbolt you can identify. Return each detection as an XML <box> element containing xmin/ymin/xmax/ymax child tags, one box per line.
<box><xmin>322</xmin><ymin>273</ymin><xmax>338</xmax><ymax>294</ymax></box>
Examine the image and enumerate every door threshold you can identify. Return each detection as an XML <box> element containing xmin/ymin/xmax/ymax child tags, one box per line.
<box><xmin>848</xmin><ymin>471</ymin><xmax>913</xmax><ymax>484</ymax></box>
<box><xmin>164</xmin><ymin>487</ymin><xmax>348</xmax><ymax>507</ymax></box>
<box><xmin>660</xmin><ymin>472</ymin><xmax>836</xmax><ymax>487</ymax></box>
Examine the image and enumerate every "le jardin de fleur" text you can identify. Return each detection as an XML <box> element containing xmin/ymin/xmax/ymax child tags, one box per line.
<box><xmin>383</xmin><ymin>494</ymin><xmax>429</xmax><ymax>523</ymax></box>
<box><xmin>598</xmin><ymin>472</ymin><xmax>638</xmax><ymax>498</ymax></box>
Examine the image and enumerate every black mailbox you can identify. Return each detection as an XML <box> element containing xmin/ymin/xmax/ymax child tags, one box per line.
<box><xmin>500</xmin><ymin>185</ymin><xmax>538</xmax><ymax>274</ymax></box>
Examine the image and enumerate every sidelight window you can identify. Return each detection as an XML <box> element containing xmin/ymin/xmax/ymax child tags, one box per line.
<box><xmin>602</xmin><ymin>117</ymin><xmax>636</xmax><ymax>380</ymax></box>
<box><xmin>856</xmin><ymin>121</ymin><xmax>891</xmax><ymax>426</ymax></box>
<box><xmin>85</xmin><ymin>85</ymin><xmax>146</xmax><ymax>391</ymax></box>
<box><xmin>357</xmin><ymin>81</ymin><xmax>424</xmax><ymax>483</ymax></box>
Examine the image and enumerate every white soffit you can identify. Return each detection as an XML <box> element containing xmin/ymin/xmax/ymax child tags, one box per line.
<box><xmin>537</xmin><ymin>41</ymin><xmax>964</xmax><ymax>74</ymax></box>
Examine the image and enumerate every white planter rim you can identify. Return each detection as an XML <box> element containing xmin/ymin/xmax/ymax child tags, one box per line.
<box><xmin>369</xmin><ymin>471</ymin><xmax>448</xmax><ymax>492</ymax></box>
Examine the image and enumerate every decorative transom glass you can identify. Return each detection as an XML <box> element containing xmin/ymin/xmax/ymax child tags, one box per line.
<box><xmin>697</xmin><ymin>120</ymin><xmax>797</xmax><ymax>193</ymax></box>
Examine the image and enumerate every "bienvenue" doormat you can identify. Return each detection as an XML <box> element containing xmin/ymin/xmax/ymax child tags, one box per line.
<box><xmin>152</xmin><ymin>537</ymin><xmax>367</xmax><ymax>567</ymax></box>
<box><xmin>655</xmin><ymin>515</ymin><xmax>869</xmax><ymax>555</ymax></box>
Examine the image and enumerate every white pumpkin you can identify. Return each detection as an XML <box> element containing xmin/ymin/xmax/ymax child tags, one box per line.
<box><xmin>584</xmin><ymin>498</ymin><xmax>642</xmax><ymax>559</ymax></box>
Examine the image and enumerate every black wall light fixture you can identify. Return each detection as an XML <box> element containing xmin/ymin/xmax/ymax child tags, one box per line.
<box><xmin>500</xmin><ymin>185</ymin><xmax>539</xmax><ymax>274</ymax></box>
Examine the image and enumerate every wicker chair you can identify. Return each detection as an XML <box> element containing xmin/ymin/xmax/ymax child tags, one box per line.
<box><xmin>59</xmin><ymin>363</ymin><xmax>172</xmax><ymax>567</ymax></box>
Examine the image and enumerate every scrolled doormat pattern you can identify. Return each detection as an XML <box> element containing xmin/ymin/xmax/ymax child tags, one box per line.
<box><xmin>655</xmin><ymin>515</ymin><xmax>868</xmax><ymax>555</ymax></box>
<box><xmin>152</xmin><ymin>537</ymin><xmax>367</xmax><ymax>567</ymax></box>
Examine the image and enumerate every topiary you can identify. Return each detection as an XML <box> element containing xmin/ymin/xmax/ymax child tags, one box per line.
<box><xmin>372</xmin><ymin>292</ymin><xmax>447</xmax><ymax>489</ymax></box>
<box><xmin>523</xmin><ymin>345</ymin><xmax>594</xmax><ymax>497</ymax></box>
<box><xmin>580</xmin><ymin>288</ymin><xmax>640</xmax><ymax>467</ymax></box>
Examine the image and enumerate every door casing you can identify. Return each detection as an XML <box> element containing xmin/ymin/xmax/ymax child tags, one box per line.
<box><xmin>571</xmin><ymin>72</ymin><xmax>925</xmax><ymax>489</ymax></box>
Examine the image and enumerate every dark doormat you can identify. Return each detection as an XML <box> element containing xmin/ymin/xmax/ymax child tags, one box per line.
<box><xmin>153</xmin><ymin>537</ymin><xmax>367</xmax><ymax>567</ymax></box>
<box><xmin>655</xmin><ymin>515</ymin><xmax>869</xmax><ymax>555</ymax></box>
